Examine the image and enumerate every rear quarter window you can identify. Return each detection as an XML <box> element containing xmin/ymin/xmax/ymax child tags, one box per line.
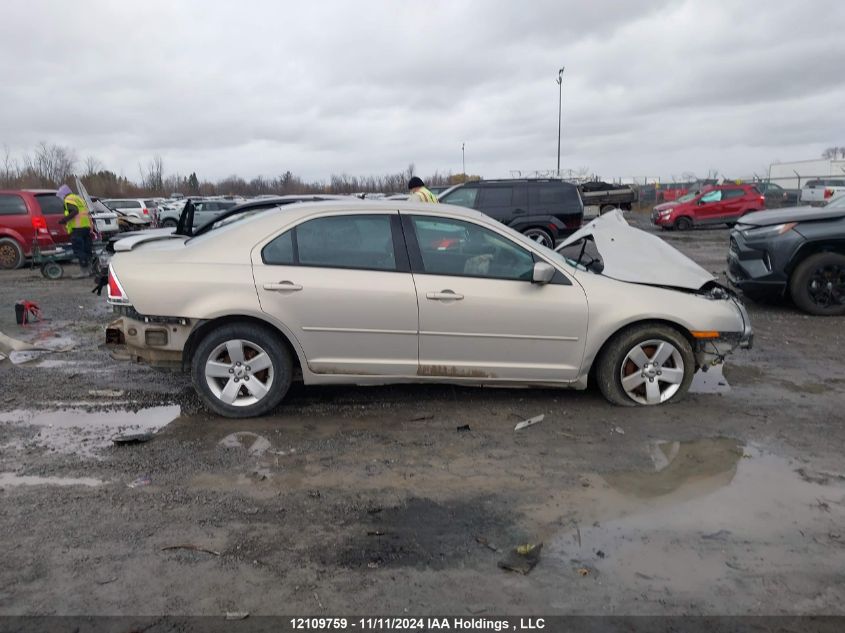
<box><xmin>34</xmin><ymin>194</ymin><xmax>66</xmax><ymax>215</ymax></box>
<box><xmin>0</xmin><ymin>194</ymin><xmax>27</xmax><ymax>216</ymax></box>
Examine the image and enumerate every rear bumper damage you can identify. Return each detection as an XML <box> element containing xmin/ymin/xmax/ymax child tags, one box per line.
<box><xmin>105</xmin><ymin>307</ymin><xmax>194</xmax><ymax>368</ymax></box>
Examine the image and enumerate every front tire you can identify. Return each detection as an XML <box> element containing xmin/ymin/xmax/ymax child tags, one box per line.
<box><xmin>0</xmin><ymin>238</ymin><xmax>24</xmax><ymax>270</ymax></box>
<box><xmin>789</xmin><ymin>252</ymin><xmax>845</xmax><ymax>316</ymax></box>
<box><xmin>161</xmin><ymin>218</ymin><xmax>177</xmax><ymax>228</ymax></box>
<box><xmin>596</xmin><ymin>324</ymin><xmax>695</xmax><ymax>406</ymax></box>
<box><xmin>674</xmin><ymin>216</ymin><xmax>693</xmax><ymax>231</ymax></box>
<box><xmin>191</xmin><ymin>322</ymin><xmax>292</xmax><ymax>417</ymax></box>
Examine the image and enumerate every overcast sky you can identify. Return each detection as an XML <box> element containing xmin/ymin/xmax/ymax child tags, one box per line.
<box><xmin>3</xmin><ymin>0</ymin><xmax>845</xmax><ymax>183</ymax></box>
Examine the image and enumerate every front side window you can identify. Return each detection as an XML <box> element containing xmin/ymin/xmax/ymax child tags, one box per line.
<box><xmin>441</xmin><ymin>186</ymin><xmax>479</xmax><ymax>208</ymax></box>
<box><xmin>0</xmin><ymin>194</ymin><xmax>27</xmax><ymax>216</ymax></box>
<box><xmin>262</xmin><ymin>214</ymin><xmax>396</xmax><ymax>271</ymax></box>
<box><xmin>411</xmin><ymin>216</ymin><xmax>534</xmax><ymax>281</ymax></box>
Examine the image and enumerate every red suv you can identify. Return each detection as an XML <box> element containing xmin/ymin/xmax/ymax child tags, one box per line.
<box><xmin>0</xmin><ymin>190</ymin><xmax>71</xmax><ymax>269</ymax></box>
<box><xmin>651</xmin><ymin>184</ymin><xmax>765</xmax><ymax>230</ymax></box>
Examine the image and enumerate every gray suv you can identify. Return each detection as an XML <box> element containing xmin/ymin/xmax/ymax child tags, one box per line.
<box><xmin>439</xmin><ymin>178</ymin><xmax>583</xmax><ymax>247</ymax></box>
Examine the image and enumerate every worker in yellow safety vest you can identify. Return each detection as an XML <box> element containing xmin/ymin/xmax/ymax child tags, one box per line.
<box><xmin>408</xmin><ymin>177</ymin><xmax>438</xmax><ymax>203</ymax></box>
<box><xmin>56</xmin><ymin>184</ymin><xmax>94</xmax><ymax>276</ymax></box>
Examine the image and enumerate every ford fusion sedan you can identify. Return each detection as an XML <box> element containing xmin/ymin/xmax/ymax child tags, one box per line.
<box><xmin>105</xmin><ymin>202</ymin><xmax>752</xmax><ymax>418</ymax></box>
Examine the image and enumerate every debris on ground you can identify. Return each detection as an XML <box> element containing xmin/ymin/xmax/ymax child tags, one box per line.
<box><xmin>161</xmin><ymin>544</ymin><xmax>221</xmax><ymax>556</ymax></box>
<box><xmin>497</xmin><ymin>542</ymin><xmax>542</xmax><ymax>574</ymax></box>
<box><xmin>112</xmin><ymin>432</ymin><xmax>154</xmax><ymax>445</ymax></box>
<box><xmin>475</xmin><ymin>536</ymin><xmax>499</xmax><ymax>552</ymax></box>
<box><xmin>89</xmin><ymin>389</ymin><xmax>125</xmax><ymax>398</ymax></box>
<box><xmin>595</xmin><ymin>550</ymin><xmax>606</xmax><ymax>559</ymax></box>
<box><xmin>409</xmin><ymin>412</ymin><xmax>434</xmax><ymax>421</ymax></box>
<box><xmin>367</xmin><ymin>530</ymin><xmax>386</xmax><ymax>536</ymax></box>
<box><xmin>225</xmin><ymin>612</ymin><xmax>249</xmax><ymax>620</ymax></box>
<box><xmin>613</xmin><ymin>426</ymin><xmax>625</xmax><ymax>435</ymax></box>
<box><xmin>127</xmin><ymin>475</ymin><xmax>152</xmax><ymax>488</ymax></box>
<box><xmin>9</xmin><ymin>350</ymin><xmax>52</xmax><ymax>365</ymax></box>
<box><xmin>366</xmin><ymin>507</ymin><xmax>382</xmax><ymax>514</ymax></box>
<box><xmin>95</xmin><ymin>577</ymin><xmax>118</xmax><ymax>585</ymax></box>
<box><xmin>514</xmin><ymin>414</ymin><xmax>544</xmax><ymax>432</ymax></box>
<box><xmin>456</xmin><ymin>424</ymin><xmax>471</xmax><ymax>432</ymax></box>
<box><xmin>701</xmin><ymin>529</ymin><xmax>732</xmax><ymax>541</ymax></box>
<box><xmin>577</xmin><ymin>567</ymin><xmax>591</xmax><ymax>576</ymax></box>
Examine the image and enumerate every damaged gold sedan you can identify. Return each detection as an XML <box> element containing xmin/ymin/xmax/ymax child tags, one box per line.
<box><xmin>105</xmin><ymin>202</ymin><xmax>752</xmax><ymax>417</ymax></box>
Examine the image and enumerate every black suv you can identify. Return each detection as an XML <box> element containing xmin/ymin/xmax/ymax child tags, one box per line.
<box><xmin>439</xmin><ymin>178</ymin><xmax>583</xmax><ymax>247</ymax></box>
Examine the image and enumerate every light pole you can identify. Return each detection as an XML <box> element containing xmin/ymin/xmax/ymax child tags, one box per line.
<box><xmin>556</xmin><ymin>66</ymin><xmax>565</xmax><ymax>177</ymax></box>
<box><xmin>462</xmin><ymin>142</ymin><xmax>466</xmax><ymax>179</ymax></box>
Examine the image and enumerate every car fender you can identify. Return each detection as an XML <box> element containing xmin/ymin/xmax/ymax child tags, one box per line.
<box><xmin>507</xmin><ymin>215</ymin><xmax>568</xmax><ymax>234</ymax></box>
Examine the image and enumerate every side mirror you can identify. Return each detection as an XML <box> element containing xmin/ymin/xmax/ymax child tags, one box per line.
<box><xmin>532</xmin><ymin>261</ymin><xmax>555</xmax><ymax>284</ymax></box>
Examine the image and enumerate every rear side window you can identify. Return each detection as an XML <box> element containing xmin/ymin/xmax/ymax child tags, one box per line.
<box><xmin>722</xmin><ymin>189</ymin><xmax>746</xmax><ymax>200</ymax></box>
<box><xmin>35</xmin><ymin>194</ymin><xmax>66</xmax><ymax>215</ymax></box>
<box><xmin>530</xmin><ymin>183</ymin><xmax>582</xmax><ymax>211</ymax></box>
<box><xmin>144</xmin><ymin>200</ymin><xmax>157</xmax><ymax>207</ymax></box>
<box><xmin>0</xmin><ymin>194</ymin><xmax>27</xmax><ymax>216</ymax></box>
<box><xmin>441</xmin><ymin>186</ymin><xmax>479</xmax><ymax>208</ymax></box>
<box><xmin>262</xmin><ymin>214</ymin><xmax>397</xmax><ymax>271</ymax></box>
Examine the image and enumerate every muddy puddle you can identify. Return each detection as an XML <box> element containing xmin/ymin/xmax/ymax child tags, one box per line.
<box><xmin>0</xmin><ymin>405</ymin><xmax>181</xmax><ymax>458</ymax></box>
<box><xmin>543</xmin><ymin>439</ymin><xmax>845</xmax><ymax>607</ymax></box>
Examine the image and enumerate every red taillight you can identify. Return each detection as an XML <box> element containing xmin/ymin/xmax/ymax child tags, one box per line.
<box><xmin>31</xmin><ymin>216</ymin><xmax>48</xmax><ymax>233</ymax></box>
<box><xmin>142</xmin><ymin>208</ymin><xmax>149</xmax><ymax>215</ymax></box>
<box><xmin>824</xmin><ymin>188</ymin><xmax>834</xmax><ymax>199</ymax></box>
<box><xmin>107</xmin><ymin>265</ymin><xmax>129</xmax><ymax>303</ymax></box>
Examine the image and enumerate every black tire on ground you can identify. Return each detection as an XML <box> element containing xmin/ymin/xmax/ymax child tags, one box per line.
<box><xmin>674</xmin><ymin>216</ymin><xmax>693</xmax><ymax>231</ymax></box>
<box><xmin>789</xmin><ymin>252</ymin><xmax>845</xmax><ymax>316</ymax></box>
<box><xmin>191</xmin><ymin>322</ymin><xmax>293</xmax><ymax>418</ymax></box>
<box><xmin>600</xmin><ymin>204</ymin><xmax>617</xmax><ymax>214</ymax></box>
<box><xmin>161</xmin><ymin>218</ymin><xmax>177</xmax><ymax>228</ymax></box>
<box><xmin>522</xmin><ymin>227</ymin><xmax>555</xmax><ymax>248</ymax></box>
<box><xmin>595</xmin><ymin>323</ymin><xmax>695</xmax><ymax>407</ymax></box>
<box><xmin>0</xmin><ymin>237</ymin><xmax>24</xmax><ymax>270</ymax></box>
<box><xmin>41</xmin><ymin>261</ymin><xmax>64</xmax><ymax>280</ymax></box>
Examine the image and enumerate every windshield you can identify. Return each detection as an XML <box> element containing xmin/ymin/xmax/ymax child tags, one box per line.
<box><xmin>676</xmin><ymin>193</ymin><xmax>697</xmax><ymax>203</ymax></box>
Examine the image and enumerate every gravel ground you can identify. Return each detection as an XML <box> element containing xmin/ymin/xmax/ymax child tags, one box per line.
<box><xmin>1</xmin><ymin>212</ymin><xmax>844</xmax><ymax>617</ymax></box>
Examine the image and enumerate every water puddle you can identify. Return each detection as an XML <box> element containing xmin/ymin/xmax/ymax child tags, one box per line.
<box><xmin>0</xmin><ymin>472</ymin><xmax>104</xmax><ymax>488</ymax></box>
<box><xmin>0</xmin><ymin>405</ymin><xmax>181</xmax><ymax>458</ymax></box>
<box><xmin>546</xmin><ymin>439</ymin><xmax>845</xmax><ymax>602</ymax></box>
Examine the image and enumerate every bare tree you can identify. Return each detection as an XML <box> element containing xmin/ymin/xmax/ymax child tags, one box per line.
<box><xmin>822</xmin><ymin>147</ymin><xmax>840</xmax><ymax>159</ymax></box>
<box><xmin>23</xmin><ymin>142</ymin><xmax>77</xmax><ymax>186</ymax></box>
<box><xmin>139</xmin><ymin>155</ymin><xmax>164</xmax><ymax>194</ymax></box>
<box><xmin>83</xmin><ymin>155</ymin><xmax>103</xmax><ymax>177</ymax></box>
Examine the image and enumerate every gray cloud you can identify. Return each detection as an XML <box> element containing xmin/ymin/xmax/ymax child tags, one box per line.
<box><xmin>1</xmin><ymin>0</ymin><xmax>844</xmax><ymax>183</ymax></box>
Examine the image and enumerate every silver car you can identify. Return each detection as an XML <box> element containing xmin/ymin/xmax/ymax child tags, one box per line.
<box><xmin>105</xmin><ymin>202</ymin><xmax>752</xmax><ymax>418</ymax></box>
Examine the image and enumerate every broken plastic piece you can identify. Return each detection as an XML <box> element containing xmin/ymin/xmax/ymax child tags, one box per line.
<box><xmin>514</xmin><ymin>414</ymin><xmax>544</xmax><ymax>431</ymax></box>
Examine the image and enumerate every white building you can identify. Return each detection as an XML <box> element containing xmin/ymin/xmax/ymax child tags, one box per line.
<box><xmin>768</xmin><ymin>159</ymin><xmax>845</xmax><ymax>188</ymax></box>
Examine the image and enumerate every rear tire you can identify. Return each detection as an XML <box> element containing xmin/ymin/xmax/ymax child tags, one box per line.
<box><xmin>0</xmin><ymin>238</ymin><xmax>24</xmax><ymax>270</ymax></box>
<box><xmin>161</xmin><ymin>219</ymin><xmax>177</xmax><ymax>228</ymax></box>
<box><xmin>789</xmin><ymin>252</ymin><xmax>845</xmax><ymax>316</ymax></box>
<box><xmin>596</xmin><ymin>323</ymin><xmax>695</xmax><ymax>406</ymax></box>
<box><xmin>674</xmin><ymin>216</ymin><xmax>693</xmax><ymax>231</ymax></box>
<box><xmin>522</xmin><ymin>227</ymin><xmax>555</xmax><ymax>248</ymax></box>
<box><xmin>600</xmin><ymin>204</ymin><xmax>617</xmax><ymax>214</ymax></box>
<box><xmin>191</xmin><ymin>322</ymin><xmax>293</xmax><ymax>418</ymax></box>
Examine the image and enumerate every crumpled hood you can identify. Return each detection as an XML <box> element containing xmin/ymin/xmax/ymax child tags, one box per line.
<box><xmin>557</xmin><ymin>210</ymin><xmax>715</xmax><ymax>290</ymax></box>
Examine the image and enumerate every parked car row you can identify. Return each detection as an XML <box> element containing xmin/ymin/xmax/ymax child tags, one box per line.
<box><xmin>652</xmin><ymin>184</ymin><xmax>766</xmax><ymax>230</ymax></box>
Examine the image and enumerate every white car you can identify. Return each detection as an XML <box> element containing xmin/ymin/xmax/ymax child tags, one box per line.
<box><xmin>101</xmin><ymin>198</ymin><xmax>159</xmax><ymax>224</ymax></box>
<box><xmin>105</xmin><ymin>202</ymin><xmax>752</xmax><ymax>418</ymax></box>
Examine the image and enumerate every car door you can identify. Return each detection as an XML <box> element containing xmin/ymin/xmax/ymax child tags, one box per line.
<box><xmin>476</xmin><ymin>184</ymin><xmax>516</xmax><ymax>222</ymax></box>
<box><xmin>696</xmin><ymin>189</ymin><xmax>724</xmax><ymax>223</ymax></box>
<box><xmin>252</xmin><ymin>211</ymin><xmax>419</xmax><ymax>376</ymax></box>
<box><xmin>720</xmin><ymin>188</ymin><xmax>747</xmax><ymax>219</ymax></box>
<box><xmin>403</xmin><ymin>214</ymin><xmax>588</xmax><ymax>381</ymax></box>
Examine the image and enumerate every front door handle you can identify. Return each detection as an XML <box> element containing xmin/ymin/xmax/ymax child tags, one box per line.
<box><xmin>263</xmin><ymin>281</ymin><xmax>303</xmax><ymax>292</ymax></box>
<box><xmin>426</xmin><ymin>290</ymin><xmax>464</xmax><ymax>301</ymax></box>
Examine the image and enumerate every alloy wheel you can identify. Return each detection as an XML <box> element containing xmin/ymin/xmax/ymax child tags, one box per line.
<box><xmin>204</xmin><ymin>339</ymin><xmax>274</xmax><ymax>407</ymax></box>
<box><xmin>806</xmin><ymin>263</ymin><xmax>845</xmax><ymax>308</ymax></box>
<box><xmin>523</xmin><ymin>229</ymin><xmax>554</xmax><ymax>248</ymax></box>
<box><xmin>619</xmin><ymin>339</ymin><xmax>685</xmax><ymax>405</ymax></box>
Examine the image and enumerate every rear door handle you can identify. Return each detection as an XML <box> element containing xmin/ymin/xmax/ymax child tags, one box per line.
<box><xmin>426</xmin><ymin>290</ymin><xmax>464</xmax><ymax>301</ymax></box>
<box><xmin>263</xmin><ymin>281</ymin><xmax>303</xmax><ymax>292</ymax></box>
